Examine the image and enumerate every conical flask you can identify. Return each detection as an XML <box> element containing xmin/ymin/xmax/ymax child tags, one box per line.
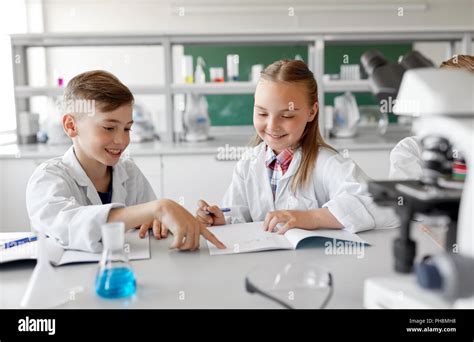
<box><xmin>95</xmin><ymin>222</ymin><xmax>136</xmax><ymax>299</ymax></box>
<box><xmin>20</xmin><ymin>231</ymin><xmax>70</xmax><ymax>308</ymax></box>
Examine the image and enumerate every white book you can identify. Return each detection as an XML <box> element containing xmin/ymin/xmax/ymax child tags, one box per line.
<box><xmin>0</xmin><ymin>230</ymin><xmax>150</xmax><ymax>265</ymax></box>
<box><xmin>206</xmin><ymin>221</ymin><xmax>369</xmax><ymax>256</ymax></box>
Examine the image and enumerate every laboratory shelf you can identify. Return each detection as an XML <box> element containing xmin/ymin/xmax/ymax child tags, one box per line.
<box><xmin>10</xmin><ymin>29</ymin><xmax>473</xmax><ymax>142</ymax></box>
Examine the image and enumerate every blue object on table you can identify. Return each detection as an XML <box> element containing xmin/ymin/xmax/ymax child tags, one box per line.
<box><xmin>206</xmin><ymin>207</ymin><xmax>231</xmax><ymax>214</ymax></box>
<box><xmin>1</xmin><ymin>236</ymin><xmax>37</xmax><ymax>250</ymax></box>
<box><xmin>96</xmin><ymin>267</ymin><xmax>137</xmax><ymax>299</ymax></box>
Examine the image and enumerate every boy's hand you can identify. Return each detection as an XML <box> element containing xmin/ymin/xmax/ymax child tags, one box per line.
<box><xmin>155</xmin><ymin>199</ymin><xmax>226</xmax><ymax>250</ymax></box>
<box><xmin>138</xmin><ymin>219</ymin><xmax>168</xmax><ymax>240</ymax></box>
<box><xmin>196</xmin><ymin>199</ymin><xmax>226</xmax><ymax>226</ymax></box>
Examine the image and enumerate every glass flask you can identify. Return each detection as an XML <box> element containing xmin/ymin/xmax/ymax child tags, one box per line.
<box><xmin>96</xmin><ymin>222</ymin><xmax>136</xmax><ymax>299</ymax></box>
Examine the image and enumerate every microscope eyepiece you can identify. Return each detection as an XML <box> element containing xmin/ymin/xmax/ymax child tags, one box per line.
<box><xmin>360</xmin><ymin>49</ymin><xmax>387</xmax><ymax>75</ymax></box>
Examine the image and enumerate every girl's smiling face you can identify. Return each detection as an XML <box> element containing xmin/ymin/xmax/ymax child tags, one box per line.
<box><xmin>253</xmin><ymin>79</ymin><xmax>317</xmax><ymax>154</ymax></box>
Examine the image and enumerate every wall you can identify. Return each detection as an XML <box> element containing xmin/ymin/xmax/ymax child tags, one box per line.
<box><xmin>41</xmin><ymin>0</ymin><xmax>474</xmax><ymax>33</ymax></box>
<box><xmin>20</xmin><ymin>0</ymin><xmax>474</xmax><ymax>135</ymax></box>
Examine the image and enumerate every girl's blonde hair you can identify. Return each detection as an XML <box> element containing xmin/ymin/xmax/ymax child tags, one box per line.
<box><xmin>251</xmin><ymin>59</ymin><xmax>335</xmax><ymax>192</ymax></box>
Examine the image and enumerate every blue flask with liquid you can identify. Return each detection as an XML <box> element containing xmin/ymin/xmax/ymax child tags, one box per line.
<box><xmin>96</xmin><ymin>222</ymin><xmax>136</xmax><ymax>299</ymax></box>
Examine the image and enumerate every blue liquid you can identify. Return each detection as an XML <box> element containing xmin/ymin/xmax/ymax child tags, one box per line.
<box><xmin>95</xmin><ymin>267</ymin><xmax>136</xmax><ymax>299</ymax></box>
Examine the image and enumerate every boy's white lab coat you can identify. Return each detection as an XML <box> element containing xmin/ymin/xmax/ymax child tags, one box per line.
<box><xmin>26</xmin><ymin>146</ymin><xmax>156</xmax><ymax>252</ymax></box>
<box><xmin>222</xmin><ymin>143</ymin><xmax>399</xmax><ymax>232</ymax></box>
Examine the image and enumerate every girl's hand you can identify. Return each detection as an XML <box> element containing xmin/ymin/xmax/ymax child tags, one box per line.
<box><xmin>263</xmin><ymin>208</ymin><xmax>343</xmax><ymax>234</ymax></box>
<box><xmin>263</xmin><ymin>210</ymin><xmax>316</xmax><ymax>234</ymax></box>
<box><xmin>138</xmin><ymin>219</ymin><xmax>168</xmax><ymax>239</ymax></box>
<box><xmin>196</xmin><ymin>199</ymin><xmax>226</xmax><ymax>226</ymax></box>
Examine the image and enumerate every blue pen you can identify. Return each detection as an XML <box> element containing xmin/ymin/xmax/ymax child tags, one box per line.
<box><xmin>206</xmin><ymin>207</ymin><xmax>231</xmax><ymax>214</ymax></box>
<box><xmin>1</xmin><ymin>236</ymin><xmax>37</xmax><ymax>250</ymax></box>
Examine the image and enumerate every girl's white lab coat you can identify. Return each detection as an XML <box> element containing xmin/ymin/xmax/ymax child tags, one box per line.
<box><xmin>26</xmin><ymin>146</ymin><xmax>156</xmax><ymax>252</ymax></box>
<box><xmin>222</xmin><ymin>143</ymin><xmax>399</xmax><ymax>232</ymax></box>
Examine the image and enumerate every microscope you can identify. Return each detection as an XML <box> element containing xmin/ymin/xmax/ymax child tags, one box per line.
<box><xmin>360</xmin><ymin>50</ymin><xmax>474</xmax><ymax>308</ymax></box>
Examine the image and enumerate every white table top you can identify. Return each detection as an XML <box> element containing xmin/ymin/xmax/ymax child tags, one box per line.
<box><xmin>0</xmin><ymin>225</ymin><xmax>440</xmax><ymax>309</ymax></box>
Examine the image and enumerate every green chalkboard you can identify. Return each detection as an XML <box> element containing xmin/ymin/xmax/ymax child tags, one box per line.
<box><xmin>324</xmin><ymin>43</ymin><xmax>413</xmax><ymax>123</ymax></box>
<box><xmin>184</xmin><ymin>43</ymin><xmax>412</xmax><ymax>126</ymax></box>
<box><xmin>183</xmin><ymin>45</ymin><xmax>307</xmax><ymax>126</ymax></box>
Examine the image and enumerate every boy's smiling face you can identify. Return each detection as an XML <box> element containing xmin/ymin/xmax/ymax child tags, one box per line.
<box><xmin>64</xmin><ymin>104</ymin><xmax>134</xmax><ymax>168</ymax></box>
<box><xmin>253</xmin><ymin>79</ymin><xmax>317</xmax><ymax>154</ymax></box>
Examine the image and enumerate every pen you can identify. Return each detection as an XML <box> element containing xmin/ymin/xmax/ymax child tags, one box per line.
<box><xmin>206</xmin><ymin>207</ymin><xmax>231</xmax><ymax>214</ymax></box>
<box><xmin>0</xmin><ymin>236</ymin><xmax>37</xmax><ymax>250</ymax></box>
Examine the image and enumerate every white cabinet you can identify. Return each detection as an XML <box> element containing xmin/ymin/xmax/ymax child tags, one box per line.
<box><xmin>131</xmin><ymin>156</ymin><xmax>162</xmax><ymax>198</ymax></box>
<box><xmin>162</xmin><ymin>155</ymin><xmax>237</xmax><ymax>212</ymax></box>
<box><xmin>0</xmin><ymin>159</ymin><xmax>44</xmax><ymax>232</ymax></box>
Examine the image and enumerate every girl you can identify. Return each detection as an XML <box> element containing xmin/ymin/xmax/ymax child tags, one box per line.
<box><xmin>197</xmin><ymin>59</ymin><xmax>398</xmax><ymax>234</ymax></box>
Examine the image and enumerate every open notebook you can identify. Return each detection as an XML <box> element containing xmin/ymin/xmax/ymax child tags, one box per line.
<box><xmin>206</xmin><ymin>221</ymin><xmax>369</xmax><ymax>256</ymax></box>
<box><xmin>0</xmin><ymin>230</ymin><xmax>150</xmax><ymax>265</ymax></box>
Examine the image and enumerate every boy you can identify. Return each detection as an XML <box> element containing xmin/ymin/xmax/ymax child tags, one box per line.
<box><xmin>26</xmin><ymin>70</ymin><xmax>224</xmax><ymax>252</ymax></box>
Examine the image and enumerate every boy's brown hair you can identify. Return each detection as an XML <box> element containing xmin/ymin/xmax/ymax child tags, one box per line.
<box><xmin>63</xmin><ymin>70</ymin><xmax>134</xmax><ymax>113</ymax></box>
